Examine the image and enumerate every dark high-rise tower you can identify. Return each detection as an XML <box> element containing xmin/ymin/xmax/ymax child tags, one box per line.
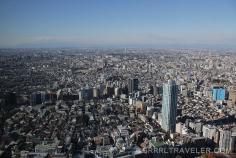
<box><xmin>128</xmin><ymin>78</ymin><xmax>139</xmax><ymax>94</ymax></box>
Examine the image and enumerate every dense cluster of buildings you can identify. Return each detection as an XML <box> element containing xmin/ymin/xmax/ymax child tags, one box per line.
<box><xmin>0</xmin><ymin>48</ymin><xmax>236</xmax><ymax>158</ymax></box>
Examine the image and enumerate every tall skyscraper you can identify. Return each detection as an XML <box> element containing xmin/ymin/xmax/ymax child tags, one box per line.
<box><xmin>161</xmin><ymin>80</ymin><xmax>178</xmax><ymax>133</ymax></box>
<box><xmin>128</xmin><ymin>78</ymin><xmax>139</xmax><ymax>94</ymax></box>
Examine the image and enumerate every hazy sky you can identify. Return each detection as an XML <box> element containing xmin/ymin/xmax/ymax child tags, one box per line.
<box><xmin>0</xmin><ymin>0</ymin><xmax>236</xmax><ymax>48</ymax></box>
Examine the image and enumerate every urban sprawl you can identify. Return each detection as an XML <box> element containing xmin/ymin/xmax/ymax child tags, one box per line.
<box><xmin>0</xmin><ymin>48</ymin><xmax>236</xmax><ymax>158</ymax></box>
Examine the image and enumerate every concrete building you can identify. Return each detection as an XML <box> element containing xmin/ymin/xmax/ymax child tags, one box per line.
<box><xmin>202</xmin><ymin>125</ymin><xmax>219</xmax><ymax>144</ymax></box>
<box><xmin>219</xmin><ymin>129</ymin><xmax>231</xmax><ymax>153</ymax></box>
<box><xmin>228</xmin><ymin>87</ymin><xmax>236</xmax><ymax>107</ymax></box>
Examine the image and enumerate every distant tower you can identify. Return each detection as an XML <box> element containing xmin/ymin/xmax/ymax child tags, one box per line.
<box><xmin>161</xmin><ymin>80</ymin><xmax>178</xmax><ymax>133</ymax></box>
<box><xmin>128</xmin><ymin>78</ymin><xmax>139</xmax><ymax>94</ymax></box>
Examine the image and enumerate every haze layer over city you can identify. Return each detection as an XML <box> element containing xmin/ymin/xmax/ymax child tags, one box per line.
<box><xmin>0</xmin><ymin>0</ymin><xmax>236</xmax><ymax>158</ymax></box>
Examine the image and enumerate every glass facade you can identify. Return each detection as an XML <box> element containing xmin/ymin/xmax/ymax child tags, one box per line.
<box><xmin>212</xmin><ymin>87</ymin><xmax>226</xmax><ymax>101</ymax></box>
<box><xmin>161</xmin><ymin>80</ymin><xmax>178</xmax><ymax>133</ymax></box>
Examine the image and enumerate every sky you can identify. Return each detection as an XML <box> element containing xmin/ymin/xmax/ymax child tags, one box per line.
<box><xmin>0</xmin><ymin>0</ymin><xmax>236</xmax><ymax>48</ymax></box>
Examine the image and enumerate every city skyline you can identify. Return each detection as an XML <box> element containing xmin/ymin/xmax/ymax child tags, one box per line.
<box><xmin>1</xmin><ymin>0</ymin><xmax>236</xmax><ymax>49</ymax></box>
<box><xmin>1</xmin><ymin>47</ymin><xmax>236</xmax><ymax>157</ymax></box>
